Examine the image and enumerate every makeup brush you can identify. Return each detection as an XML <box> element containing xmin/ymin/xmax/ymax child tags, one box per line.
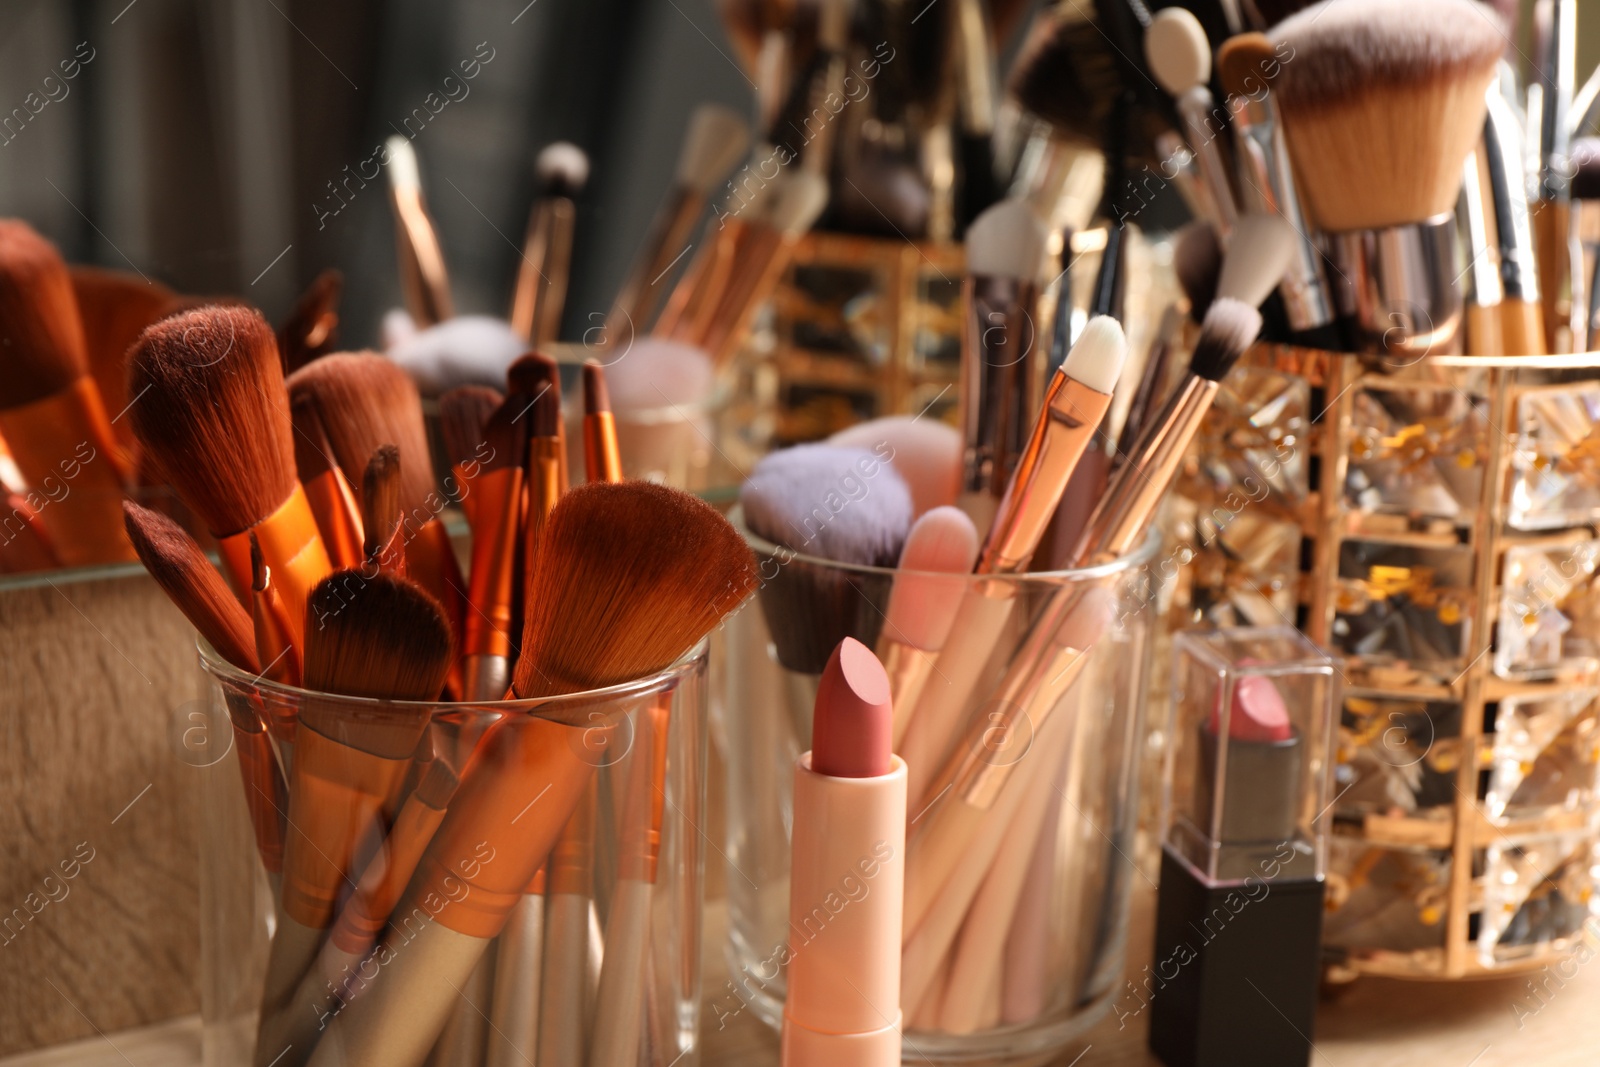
<box><xmin>740</xmin><ymin>444</ymin><xmax>915</xmax><ymax>677</ymax></box>
<box><xmin>1174</xmin><ymin>219</ymin><xmax>1222</xmax><ymax>321</ymax></box>
<box><xmin>828</xmin><ymin>415</ymin><xmax>964</xmax><ymax>518</ymax></box>
<box><xmin>603</xmin><ymin>105</ymin><xmax>751</xmax><ymax>343</ymax></box>
<box><xmin>386</xmin><ymin>315</ymin><xmax>527</xmax><ymax>394</ymax></box>
<box><xmin>1269</xmin><ymin>0</ymin><xmax>1504</xmax><ymax>356</ymax></box>
<box><xmin>1216</xmin><ymin>213</ymin><xmax>1296</xmax><ymax>308</ymax></box>
<box><xmin>122</xmin><ymin>501</ymin><xmax>287</xmax><ymax>887</ymax></box>
<box><xmin>875</xmin><ymin>506</ymin><xmax>981</xmax><ymax>744</ymax></box>
<box><xmin>286</xmin><ymin>353</ymin><xmax>465</xmax><ymax>646</ymax></box>
<box><xmin>250</xmin><ymin>534</ymin><xmax>302</xmax><ymax>688</ymax></box>
<box><xmin>290</xmin><ymin>393</ymin><xmax>364</xmax><ymax>570</ymax></box>
<box><xmin>486</xmin><ymin>865</ymin><xmax>547</xmax><ymax>1067</ymax></box>
<box><xmin>460</xmin><ymin>396</ymin><xmax>525</xmax><ymax>701</ymax></box>
<box><xmin>309</xmin><ymin>482</ymin><xmax>754</xmax><ymax>1067</ymax></box>
<box><xmin>508</xmin><ymin>352</ymin><xmax>567</xmax><ymax>569</ymax></box>
<box><xmin>582</xmin><ymin>361</ymin><xmax>622</xmax><ymax>483</ymax></box>
<box><xmin>1483</xmin><ymin>84</ymin><xmax>1549</xmax><ymax>354</ymax></box>
<box><xmin>361</xmin><ymin>444</ymin><xmax>405</xmax><ymax>575</ymax></box>
<box><xmin>959</xmin><ymin>198</ymin><xmax>1048</xmax><ymax>533</ymax></box>
<box><xmin>1459</xmin><ymin>140</ymin><xmax>1506</xmax><ymax>356</ymax></box>
<box><xmin>129</xmin><ymin>305</ymin><xmax>331</xmax><ymax>630</ymax></box>
<box><xmin>1145</xmin><ymin>6</ymin><xmax>1239</xmax><ymax>236</ymax></box>
<box><xmin>437</xmin><ymin>384</ymin><xmax>502</xmax><ymax>528</ymax></box>
<box><xmin>278</xmin><ymin>269</ymin><xmax>343</xmax><ymax>374</ymax></box>
<box><xmin>537</xmin><ymin>786</ymin><xmax>592</xmax><ymax>1067</ymax></box>
<box><xmin>0</xmin><ymin>221</ymin><xmax>133</xmax><ymax>566</ymax></box>
<box><xmin>68</xmin><ymin>265</ymin><xmax>182</xmax><ymax>457</ymax></box>
<box><xmin>1215</xmin><ymin>32</ymin><xmax>1339</xmax><ymax>344</ymax></box>
<box><xmin>511</xmin><ymin>143</ymin><xmax>588</xmax><ymax>345</ymax></box>
<box><xmin>256</xmin><ymin>569</ymin><xmax>452</xmax><ymax>1067</ymax></box>
<box><xmin>1532</xmin><ymin>0</ymin><xmax>1578</xmax><ymax>350</ymax></box>
<box><xmin>901</xmin><ymin>316</ymin><xmax>1127</xmax><ymax>808</ymax></box>
<box><xmin>603</xmin><ymin>338</ymin><xmax>717</xmax><ymax>482</ymax></box>
<box><xmin>385</xmin><ymin>136</ymin><xmax>454</xmax><ymax>327</ymax></box>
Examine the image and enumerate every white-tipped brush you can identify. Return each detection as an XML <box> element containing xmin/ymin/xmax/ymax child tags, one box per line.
<box><xmin>509</xmin><ymin>142</ymin><xmax>590</xmax><ymax>344</ymax></box>
<box><xmin>964</xmin><ymin>197</ymin><xmax>1049</xmax><ymax>280</ymax></box>
<box><xmin>385</xmin><ymin>315</ymin><xmax>527</xmax><ymax>394</ymax></box>
<box><xmin>1146</xmin><ymin>7</ymin><xmax>1239</xmax><ymax>236</ymax></box>
<box><xmin>1216</xmin><ymin>213</ymin><xmax>1296</xmax><ymax>309</ymax></box>
<box><xmin>385</xmin><ymin>135</ymin><xmax>454</xmax><ymax>326</ymax></box>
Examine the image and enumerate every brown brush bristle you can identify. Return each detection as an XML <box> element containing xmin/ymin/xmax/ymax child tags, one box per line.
<box><xmin>439</xmin><ymin>385</ymin><xmax>502</xmax><ymax>470</ymax></box>
<box><xmin>303</xmin><ymin>570</ymin><xmax>452</xmax><ymax>701</ymax></box>
<box><xmin>483</xmin><ymin>395</ymin><xmax>528</xmax><ymax>475</ymax></box>
<box><xmin>1270</xmin><ymin>0</ymin><xmax>1505</xmax><ymax>231</ymax></box>
<box><xmin>249</xmin><ymin>531</ymin><xmax>267</xmax><ymax>592</ymax></box>
<box><xmin>289</xmin><ymin>392</ymin><xmax>338</xmax><ymax>481</ymax></box>
<box><xmin>413</xmin><ymin>757</ymin><xmax>461</xmax><ymax>809</ymax></box>
<box><xmin>507</xmin><ymin>352</ymin><xmax>561</xmax><ymax>407</ymax></box>
<box><xmin>69</xmin><ymin>267</ymin><xmax>182</xmax><ymax>440</ymax></box>
<box><xmin>0</xmin><ymin>220</ymin><xmax>91</xmax><ymax>409</ymax></box>
<box><xmin>277</xmin><ymin>268</ymin><xmax>343</xmax><ymax>374</ymax></box>
<box><xmin>124</xmin><ymin>500</ymin><xmax>259</xmax><ymax>672</ymax></box>
<box><xmin>1007</xmin><ymin>7</ymin><xmax>1121</xmax><ymax>145</ymax></box>
<box><xmin>582</xmin><ymin>361</ymin><xmax>611</xmax><ymax>416</ymax></box>
<box><xmin>362</xmin><ymin>444</ymin><xmax>402</xmax><ymax>559</ymax></box>
<box><xmin>1216</xmin><ymin>32</ymin><xmax>1279</xmax><ymax>101</ymax></box>
<box><xmin>513</xmin><ymin>481</ymin><xmax>757</xmax><ymax>697</ymax></box>
<box><xmin>128</xmin><ymin>305</ymin><xmax>296</xmax><ymax>537</ymax></box>
<box><xmin>286</xmin><ymin>352</ymin><xmax>435</xmax><ymax>521</ymax></box>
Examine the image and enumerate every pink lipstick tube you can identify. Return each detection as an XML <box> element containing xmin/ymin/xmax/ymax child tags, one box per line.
<box><xmin>782</xmin><ymin>639</ymin><xmax>907</xmax><ymax>1067</ymax></box>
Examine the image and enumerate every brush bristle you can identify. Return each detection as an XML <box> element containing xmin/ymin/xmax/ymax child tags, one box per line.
<box><xmin>606</xmin><ymin>339</ymin><xmax>713</xmax><ymax>411</ymax></box>
<box><xmin>1248</xmin><ymin>0</ymin><xmax>1316</xmax><ymax>26</ymax></box>
<box><xmin>1216</xmin><ymin>213</ymin><xmax>1296</xmax><ymax>307</ymax></box>
<box><xmin>124</xmin><ymin>500</ymin><xmax>258</xmax><ymax>673</ymax></box>
<box><xmin>439</xmin><ymin>385</ymin><xmax>503</xmax><ymax>470</ymax></box>
<box><xmin>1062</xmin><ymin>315</ymin><xmax>1128</xmax><ymax>393</ymax></box>
<box><xmin>249</xmin><ymin>531</ymin><xmax>267</xmax><ymax>592</ymax></box>
<box><xmin>1190</xmin><ymin>298</ymin><xmax>1264</xmax><ymax>381</ymax></box>
<box><xmin>1270</xmin><ymin>0</ymin><xmax>1504</xmax><ymax>230</ymax></box>
<box><xmin>1007</xmin><ymin>7</ymin><xmax>1120</xmax><ymax>144</ymax></box>
<box><xmin>1174</xmin><ymin>220</ymin><xmax>1223</xmax><ymax>320</ymax></box>
<box><xmin>828</xmin><ymin>416</ymin><xmax>962</xmax><ymax>518</ymax></box>
<box><xmin>1571</xmin><ymin>138</ymin><xmax>1600</xmax><ymax>200</ymax></box>
<box><xmin>129</xmin><ymin>305</ymin><xmax>296</xmax><ymax>536</ymax></box>
<box><xmin>582</xmin><ymin>362</ymin><xmax>611</xmax><ymax>416</ymax></box>
<box><xmin>513</xmin><ymin>481</ymin><xmax>756</xmax><ymax>696</ymax></box>
<box><xmin>277</xmin><ymin>268</ymin><xmax>343</xmax><ymax>375</ymax></box>
<box><xmin>883</xmin><ymin>507</ymin><xmax>980</xmax><ymax>651</ymax></box>
<box><xmin>0</xmin><ymin>220</ymin><xmax>91</xmax><ymax>408</ymax></box>
<box><xmin>362</xmin><ymin>444</ymin><xmax>402</xmax><ymax>559</ymax></box>
<box><xmin>482</xmin><ymin>394</ymin><xmax>528</xmax><ymax>476</ymax></box>
<box><xmin>536</xmin><ymin>142</ymin><xmax>590</xmax><ymax>198</ymax></box>
<box><xmin>286</xmin><ymin>353</ymin><xmax>435</xmax><ymax>522</ymax></box>
<box><xmin>69</xmin><ymin>266</ymin><xmax>181</xmax><ymax>435</ymax></box>
<box><xmin>965</xmin><ymin>198</ymin><xmax>1048</xmax><ymax>280</ymax></box>
<box><xmin>677</xmin><ymin>105</ymin><xmax>752</xmax><ymax>193</ymax></box>
<box><xmin>768</xmin><ymin>171</ymin><xmax>831</xmax><ymax>236</ymax></box>
<box><xmin>1145</xmin><ymin>7</ymin><xmax>1211</xmax><ymax>95</ymax></box>
<box><xmin>1216</xmin><ymin>32</ymin><xmax>1278</xmax><ymax>100</ymax></box>
<box><xmin>304</xmin><ymin>570</ymin><xmax>452</xmax><ymax>702</ymax></box>
<box><xmin>741</xmin><ymin>444</ymin><xmax>915</xmax><ymax>566</ymax></box>
<box><xmin>290</xmin><ymin>392</ymin><xmax>338</xmax><ymax>481</ymax></box>
<box><xmin>386</xmin><ymin>136</ymin><xmax>421</xmax><ymax>191</ymax></box>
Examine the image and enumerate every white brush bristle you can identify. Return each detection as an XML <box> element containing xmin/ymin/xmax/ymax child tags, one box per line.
<box><xmin>386</xmin><ymin>135</ymin><xmax>421</xmax><ymax>191</ymax></box>
<box><xmin>828</xmin><ymin>416</ymin><xmax>963</xmax><ymax>518</ymax></box>
<box><xmin>883</xmin><ymin>506</ymin><xmax>980</xmax><ymax>650</ymax></box>
<box><xmin>740</xmin><ymin>444</ymin><xmax>914</xmax><ymax>567</ymax></box>
<box><xmin>677</xmin><ymin>105</ymin><xmax>752</xmax><ymax>193</ymax></box>
<box><xmin>1061</xmin><ymin>315</ymin><xmax>1128</xmax><ymax>394</ymax></box>
<box><xmin>769</xmin><ymin>172</ymin><xmax>830</xmax><ymax>236</ymax></box>
<box><xmin>536</xmin><ymin>142</ymin><xmax>590</xmax><ymax>194</ymax></box>
<box><xmin>386</xmin><ymin>315</ymin><xmax>526</xmax><ymax>394</ymax></box>
<box><xmin>964</xmin><ymin>199</ymin><xmax>1048</xmax><ymax>280</ymax></box>
<box><xmin>606</xmin><ymin>338</ymin><xmax>714</xmax><ymax>411</ymax></box>
<box><xmin>1216</xmin><ymin>214</ymin><xmax>1296</xmax><ymax>308</ymax></box>
<box><xmin>1145</xmin><ymin>7</ymin><xmax>1212</xmax><ymax>95</ymax></box>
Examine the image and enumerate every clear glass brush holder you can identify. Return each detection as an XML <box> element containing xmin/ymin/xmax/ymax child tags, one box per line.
<box><xmin>715</xmin><ymin>522</ymin><xmax>1163</xmax><ymax>1066</ymax></box>
<box><xmin>195</xmin><ymin>640</ymin><xmax>709</xmax><ymax>1067</ymax></box>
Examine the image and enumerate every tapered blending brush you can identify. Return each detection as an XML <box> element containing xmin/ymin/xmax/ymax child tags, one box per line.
<box><xmin>308</xmin><ymin>482</ymin><xmax>755</xmax><ymax>1067</ymax></box>
<box><xmin>1145</xmin><ymin>7</ymin><xmax>1239</xmax><ymax>236</ymax></box>
<box><xmin>129</xmin><ymin>306</ymin><xmax>332</xmax><ymax>631</ymax></box>
<box><xmin>251</xmin><ymin>534</ymin><xmax>302</xmax><ymax>688</ymax></box>
<box><xmin>460</xmin><ymin>397</ymin><xmax>525</xmax><ymax>701</ymax></box>
<box><xmin>286</xmin><ymin>353</ymin><xmax>465</xmax><ymax>647</ymax></box>
<box><xmin>1268</xmin><ymin>0</ymin><xmax>1505</xmax><ymax>356</ymax></box>
<box><xmin>278</xmin><ymin>269</ymin><xmax>343</xmax><ymax>374</ymax></box>
<box><xmin>385</xmin><ymin>136</ymin><xmax>454</xmax><ymax>327</ymax></box>
<box><xmin>437</xmin><ymin>384</ymin><xmax>501</xmax><ymax>528</ymax></box>
<box><xmin>510</xmin><ymin>143</ymin><xmax>588</xmax><ymax>345</ymax></box>
<box><xmin>68</xmin><ymin>265</ymin><xmax>183</xmax><ymax>457</ymax></box>
<box><xmin>901</xmin><ymin>316</ymin><xmax>1127</xmax><ymax>807</ymax></box>
<box><xmin>1215</xmin><ymin>32</ymin><xmax>1340</xmax><ymax>344</ymax></box>
<box><xmin>0</xmin><ymin>221</ymin><xmax>133</xmax><ymax>565</ymax></box>
<box><xmin>290</xmin><ymin>393</ymin><xmax>364</xmax><ymax>570</ymax></box>
<box><xmin>1483</xmin><ymin>84</ymin><xmax>1549</xmax><ymax>354</ymax></box>
<box><xmin>256</xmin><ymin>570</ymin><xmax>452</xmax><ymax>1067</ymax></box>
<box><xmin>603</xmin><ymin>105</ymin><xmax>751</xmax><ymax>343</ymax></box>
<box><xmin>875</xmin><ymin>507</ymin><xmax>981</xmax><ymax>744</ymax></box>
<box><xmin>122</xmin><ymin>501</ymin><xmax>287</xmax><ymax>885</ymax></box>
<box><xmin>361</xmin><ymin>445</ymin><xmax>405</xmax><ymax>576</ymax></box>
<box><xmin>959</xmin><ymin>198</ymin><xmax>1048</xmax><ymax>533</ymax></box>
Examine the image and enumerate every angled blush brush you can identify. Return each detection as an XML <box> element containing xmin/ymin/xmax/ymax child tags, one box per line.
<box><xmin>385</xmin><ymin>136</ymin><xmax>454</xmax><ymax>327</ymax></box>
<box><xmin>290</xmin><ymin>393</ymin><xmax>364</xmax><ymax>570</ymax></box>
<box><xmin>129</xmin><ymin>305</ymin><xmax>332</xmax><ymax>632</ymax></box>
<box><xmin>307</xmin><ymin>482</ymin><xmax>755</xmax><ymax>1067</ymax></box>
<box><xmin>0</xmin><ymin>221</ymin><xmax>134</xmax><ymax>565</ymax></box>
<box><xmin>510</xmin><ymin>143</ymin><xmax>588</xmax><ymax>345</ymax></box>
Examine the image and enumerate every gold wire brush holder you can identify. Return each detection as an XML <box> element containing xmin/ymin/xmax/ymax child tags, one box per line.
<box><xmin>1172</xmin><ymin>341</ymin><xmax>1600</xmax><ymax>981</ymax></box>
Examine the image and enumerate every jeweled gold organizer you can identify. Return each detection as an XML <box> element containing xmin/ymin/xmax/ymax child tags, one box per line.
<box><xmin>1173</xmin><ymin>342</ymin><xmax>1600</xmax><ymax>981</ymax></box>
